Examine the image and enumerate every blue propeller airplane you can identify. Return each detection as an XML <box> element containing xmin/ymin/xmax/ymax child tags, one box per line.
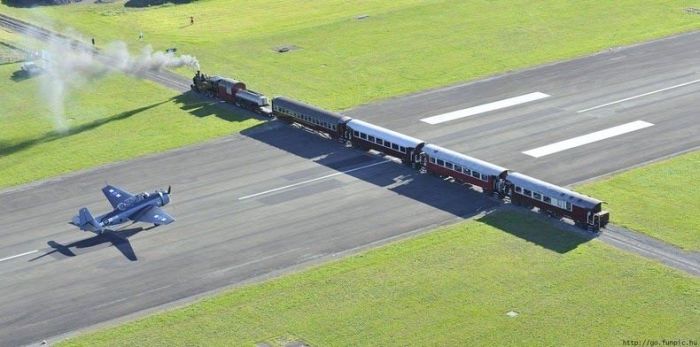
<box><xmin>70</xmin><ymin>185</ymin><xmax>175</xmax><ymax>234</ymax></box>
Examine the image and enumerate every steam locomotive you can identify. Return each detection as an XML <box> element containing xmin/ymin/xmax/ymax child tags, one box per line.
<box><xmin>192</xmin><ymin>72</ymin><xmax>610</xmax><ymax>230</ymax></box>
<box><xmin>191</xmin><ymin>71</ymin><xmax>271</xmax><ymax>115</ymax></box>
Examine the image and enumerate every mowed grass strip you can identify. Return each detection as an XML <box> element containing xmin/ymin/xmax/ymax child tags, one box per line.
<box><xmin>0</xmin><ymin>61</ymin><xmax>260</xmax><ymax>189</ymax></box>
<box><xmin>578</xmin><ymin>150</ymin><xmax>700</xmax><ymax>251</ymax></box>
<box><xmin>57</xmin><ymin>211</ymin><xmax>699</xmax><ymax>346</ymax></box>
<box><xmin>3</xmin><ymin>1</ymin><xmax>700</xmax><ymax>109</ymax></box>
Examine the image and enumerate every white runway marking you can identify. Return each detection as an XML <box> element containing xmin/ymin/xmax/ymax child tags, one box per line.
<box><xmin>420</xmin><ymin>92</ymin><xmax>550</xmax><ymax>124</ymax></box>
<box><xmin>238</xmin><ymin>159</ymin><xmax>392</xmax><ymax>200</ymax></box>
<box><xmin>578</xmin><ymin>78</ymin><xmax>700</xmax><ymax>113</ymax></box>
<box><xmin>523</xmin><ymin>120</ymin><xmax>654</xmax><ymax>158</ymax></box>
<box><xmin>0</xmin><ymin>250</ymin><xmax>38</xmax><ymax>263</ymax></box>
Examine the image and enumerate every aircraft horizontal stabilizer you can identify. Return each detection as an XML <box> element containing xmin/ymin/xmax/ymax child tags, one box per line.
<box><xmin>73</xmin><ymin>207</ymin><xmax>103</xmax><ymax>234</ymax></box>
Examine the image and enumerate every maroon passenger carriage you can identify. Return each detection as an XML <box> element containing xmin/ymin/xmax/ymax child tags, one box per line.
<box><xmin>271</xmin><ymin>96</ymin><xmax>350</xmax><ymax>138</ymax></box>
<box><xmin>505</xmin><ymin>172</ymin><xmax>610</xmax><ymax>230</ymax></box>
<box><xmin>210</xmin><ymin>76</ymin><xmax>246</xmax><ymax>103</ymax></box>
<box><xmin>345</xmin><ymin>119</ymin><xmax>425</xmax><ymax>164</ymax></box>
<box><xmin>421</xmin><ymin>144</ymin><xmax>508</xmax><ymax>194</ymax></box>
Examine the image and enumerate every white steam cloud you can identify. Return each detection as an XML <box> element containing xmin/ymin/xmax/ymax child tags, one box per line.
<box><xmin>34</xmin><ymin>33</ymin><xmax>199</xmax><ymax>133</ymax></box>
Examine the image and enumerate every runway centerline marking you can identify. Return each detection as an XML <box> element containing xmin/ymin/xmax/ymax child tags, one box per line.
<box><xmin>523</xmin><ymin>120</ymin><xmax>654</xmax><ymax>158</ymax></box>
<box><xmin>578</xmin><ymin>78</ymin><xmax>700</xmax><ymax>113</ymax></box>
<box><xmin>420</xmin><ymin>92</ymin><xmax>550</xmax><ymax>125</ymax></box>
<box><xmin>238</xmin><ymin>159</ymin><xmax>392</xmax><ymax>200</ymax></box>
<box><xmin>0</xmin><ymin>250</ymin><xmax>38</xmax><ymax>263</ymax></box>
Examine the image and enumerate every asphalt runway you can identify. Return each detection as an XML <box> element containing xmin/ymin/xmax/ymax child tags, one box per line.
<box><xmin>0</xmin><ymin>124</ymin><xmax>500</xmax><ymax>346</ymax></box>
<box><xmin>2</xmin><ymin>31</ymin><xmax>700</xmax><ymax>346</ymax></box>
<box><xmin>348</xmin><ymin>31</ymin><xmax>700</xmax><ymax>184</ymax></box>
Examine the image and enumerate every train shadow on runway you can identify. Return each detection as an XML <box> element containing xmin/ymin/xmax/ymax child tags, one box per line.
<box><xmin>242</xmin><ymin>124</ymin><xmax>590</xmax><ymax>253</ymax></box>
<box><xmin>29</xmin><ymin>227</ymin><xmax>150</xmax><ymax>262</ymax></box>
<box><xmin>173</xmin><ymin>91</ymin><xmax>271</xmax><ymax>123</ymax></box>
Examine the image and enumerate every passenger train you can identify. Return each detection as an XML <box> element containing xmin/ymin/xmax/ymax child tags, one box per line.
<box><xmin>193</xmin><ymin>72</ymin><xmax>610</xmax><ymax>230</ymax></box>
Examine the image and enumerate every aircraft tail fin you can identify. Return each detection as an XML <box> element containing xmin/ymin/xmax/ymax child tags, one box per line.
<box><xmin>72</xmin><ymin>207</ymin><xmax>103</xmax><ymax>234</ymax></box>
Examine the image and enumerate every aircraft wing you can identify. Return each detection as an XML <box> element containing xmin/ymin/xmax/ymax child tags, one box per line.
<box><xmin>132</xmin><ymin>206</ymin><xmax>175</xmax><ymax>225</ymax></box>
<box><xmin>102</xmin><ymin>185</ymin><xmax>134</xmax><ymax>209</ymax></box>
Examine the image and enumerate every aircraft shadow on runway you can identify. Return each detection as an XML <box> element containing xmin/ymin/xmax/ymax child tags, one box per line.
<box><xmin>242</xmin><ymin>124</ymin><xmax>590</xmax><ymax>254</ymax></box>
<box><xmin>29</xmin><ymin>226</ymin><xmax>153</xmax><ymax>262</ymax></box>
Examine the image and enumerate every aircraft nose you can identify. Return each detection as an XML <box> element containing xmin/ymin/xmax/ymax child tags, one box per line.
<box><xmin>161</xmin><ymin>192</ymin><xmax>170</xmax><ymax>206</ymax></box>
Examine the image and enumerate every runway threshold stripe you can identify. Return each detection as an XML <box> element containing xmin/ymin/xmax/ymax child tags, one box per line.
<box><xmin>578</xmin><ymin>78</ymin><xmax>700</xmax><ymax>113</ymax></box>
<box><xmin>420</xmin><ymin>92</ymin><xmax>550</xmax><ymax>125</ymax></box>
<box><xmin>0</xmin><ymin>250</ymin><xmax>38</xmax><ymax>263</ymax></box>
<box><xmin>522</xmin><ymin>120</ymin><xmax>655</xmax><ymax>158</ymax></box>
<box><xmin>238</xmin><ymin>159</ymin><xmax>392</xmax><ymax>200</ymax></box>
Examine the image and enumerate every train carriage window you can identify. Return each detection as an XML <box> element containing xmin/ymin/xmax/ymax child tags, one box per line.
<box><xmin>446</xmin><ymin>162</ymin><xmax>454</xmax><ymax>170</ymax></box>
<box><xmin>437</xmin><ymin>159</ymin><xmax>445</xmax><ymax>166</ymax></box>
<box><xmin>543</xmin><ymin>196</ymin><xmax>552</xmax><ymax>204</ymax></box>
<box><xmin>400</xmin><ymin>146</ymin><xmax>406</xmax><ymax>153</ymax></box>
<box><xmin>360</xmin><ymin>133</ymin><xmax>367</xmax><ymax>140</ymax></box>
<box><xmin>430</xmin><ymin>157</ymin><xmax>436</xmax><ymax>164</ymax></box>
<box><xmin>353</xmin><ymin>131</ymin><xmax>360</xmax><ymax>137</ymax></box>
<box><xmin>523</xmin><ymin>189</ymin><xmax>532</xmax><ymax>197</ymax></box>
<box><xmin>471</xmin><ymin>170</ymin><xmax>481</xmax><ymax>178</ymax></box>
<box><xmin>376</xmin><ymin>138</ymin><xmax>383</xmax><ymax>145</ymax></box>
<box><xmin>454</xmin><ymin>165</ymin><xmax>462</xmax><ymax>173</ymax></box>
<box><xmin>481</xmin><ymin>174</ymin><xmax>488</xmax><ymax>181</ymax></box>
<box><xmin>533</xmin><ymin>192</ymin><xmax>542</xmax><ymax>200</ymax></box>
<box><xmin>368</xmin><ymin>135</ymin><xmax>375</xmax><ymax>142</ymax></box>
<box><xmin>554</xmin><ymin>199</ymin><xmax>566</xmax><ymax>209</ymax></box>
<box><xmin>464</xmin><ymin>168</ymin><xmax>471</xmax><ymax>175</ymax></box>
<box><xmin>392</xmin><ymin>143</ymin><xmax>399</xmax><ymax>150</ymax></box>
<box><xmin>566</xmin><ymin>202</ymin><xmax>572</xmax><ymax>211</ymax></box>
<box><xmin>515</xmin><ymin>186</ymin><xmax>522</xmax><ymax>193</ymax></box>
<box><xmin>383</xmin><ymin>140</ymin><xmax>390</xmax><ymax>147</ymax></box>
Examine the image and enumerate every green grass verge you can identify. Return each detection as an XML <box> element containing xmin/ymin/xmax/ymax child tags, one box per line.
<box><xmin>0</xmin><ymin>61</ymin><xmax>260</xmax><ymax>189</ymax></box>
<box><xmin>578</xmin><ymin>150</ymin><xmax>700</xmax><ymax>251</ymax></box>
<box><xmin>57</xmin><ymin>211</ymin><xmax>699</xmax><ymax>346</ymax></box>
<box><xmin>2</xmin><ymin>1</ymin><xmax>700</xmax><ymax>109</ymax></box>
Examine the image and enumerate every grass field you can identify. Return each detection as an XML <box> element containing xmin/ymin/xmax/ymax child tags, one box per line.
<box><xmin>57</xmin><ymin>211</ymin><xmax>699</xmax><ymax>346</ymax></box>
<box><xmin>578</xmin><ymin>150</ymin><xmax>700</xmax><ymax>251</ymax></box>
<box><xmin>3</xmin><ymin>1</ymin><xmax>700</xmax><ymax>110</ymax></box>
<box><xmin>0</xmin><ymin>58</ymin><xmax>260</xmax><ymax>189</ymax></box>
